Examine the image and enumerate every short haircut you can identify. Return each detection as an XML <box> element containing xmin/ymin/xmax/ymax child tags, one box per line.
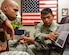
<box><xmin>41</xmin><ymin>8</ymin><xmax>53</xmax><ymax>16</ymax></box>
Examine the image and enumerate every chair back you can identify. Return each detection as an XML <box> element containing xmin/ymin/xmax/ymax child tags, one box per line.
<box><xmin>60</xmin><ymin>16</ymin><xmax>69</xmax><ymax>24</ymax></box>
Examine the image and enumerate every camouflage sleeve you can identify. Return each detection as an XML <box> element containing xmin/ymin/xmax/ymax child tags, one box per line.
<box><xmin>0</xmin><ymin>10</ymin><xmax>7</xmax><ymax>24</ymax></box>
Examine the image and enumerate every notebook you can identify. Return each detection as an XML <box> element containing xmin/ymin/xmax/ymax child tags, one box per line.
<box><xmin>55</xmin><ymin>31</ymin><xmax>69</xmax><ymax>48</ymax></box>
<box><xmin>55</xmin><ymin>23</ymin><xmax>69</xmax><ymax>48</ymax></box>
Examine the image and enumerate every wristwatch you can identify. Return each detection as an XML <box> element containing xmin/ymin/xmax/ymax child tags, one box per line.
<box><xmin>0</xmin><ymin>10</ymin><xmax>7</xmax><ymax>24</ymax></box>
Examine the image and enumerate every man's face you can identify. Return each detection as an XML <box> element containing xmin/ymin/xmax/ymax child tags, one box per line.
<box><xmin>41</xmin><ymin>13</ymin><xmax>54</xmax><ymax>27</ymax></box>
<box><xmin>5</xmin><ymin>5</ymin><xmax>19</xmax><ymax>21</ymax></box>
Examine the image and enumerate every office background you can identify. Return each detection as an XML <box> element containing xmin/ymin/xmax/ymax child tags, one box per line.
<box><xmin>0</xmin><ymin>0</ymin><xmax>69</xmax><ymax>37</ymax></box>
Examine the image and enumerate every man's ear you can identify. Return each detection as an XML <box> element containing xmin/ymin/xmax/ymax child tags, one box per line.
<box><xmin>3</xmin><ymin>5</ymin><xmax>8</xmax><ymax>12</ymax></box>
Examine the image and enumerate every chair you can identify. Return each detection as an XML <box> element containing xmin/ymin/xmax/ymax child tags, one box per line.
<box><xmin>59</xmin><ymin>16</ymin><xmax>69</xmax><ymax>55</ymax></box>
<box><xmin>60</xmin><ymin>16</ymin><xmax>69</xmax><ymax>24</ymax></box>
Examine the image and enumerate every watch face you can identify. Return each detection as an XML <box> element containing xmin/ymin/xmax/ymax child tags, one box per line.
<box><xmin>62</xmin><ymin>8</ymin><xmax>68</xmax><ymax>16</ymax></box>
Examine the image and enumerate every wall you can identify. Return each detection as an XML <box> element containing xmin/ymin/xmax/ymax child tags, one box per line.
<box><xmin>19</xmin><ymin>26</ymin><xmax>35</xmax><ymax>37</ymax></box>
<box><xmin>58</xmin><ymin>0</ymin><xmax>69</xmax><ymax>22</ymax></box>
<box><xmin>0</xmin><ymin>0</ymin><xmax>4</xmax><ymax>7</ymax></box>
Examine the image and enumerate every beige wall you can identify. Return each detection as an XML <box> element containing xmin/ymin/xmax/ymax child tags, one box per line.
<box><xmin>0</xmin><ymin>0</ymin><xmax>4</xmax><ymax>7</ymax></box>
<box><xmin>19</xmin><ymin>26</ymin><xmax>35</xmax><ymax>37</ymax></box>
